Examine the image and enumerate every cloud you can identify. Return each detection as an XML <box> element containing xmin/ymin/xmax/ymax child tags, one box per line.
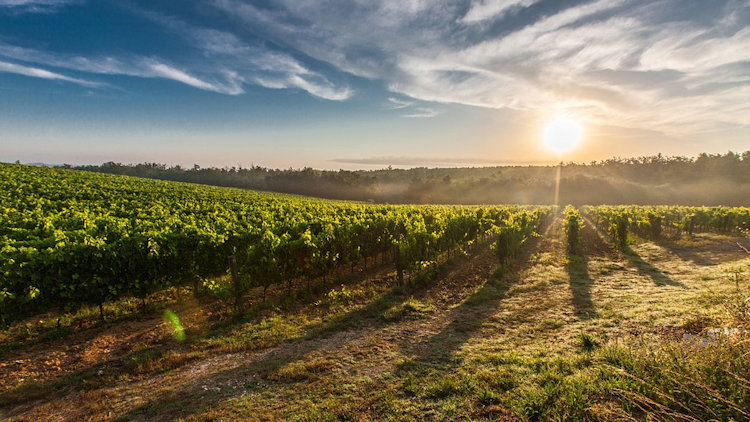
<box><xmin>387</xmin><ymin>97</ymin><xmax>413</xmax><ymax>109</ymax></box>
<box><xmin>0</xmin><ymin>59</ymin><xmax>101</xmax><ymax>87</ymax></box>
<box><xmin>460</xmin><ymin>0</ymin><xmax>541</xmax><ymax>23</ymax></box>
<box><xmin>212</xmin><ymin>0</ymin><xmax>750</xmax><ymax>134</ymax></box>
<box><xmin>0</xmin><ymin>0</ymin><xmax>74</xmax><ymax>4</ymax></box>
<box><xmin>122</xmin><ymin>7</ymin><xmax>352</xmax><ymax>100</ymax></box>
<box><xmin>3</xmin><ymin>0</ymin><xmax>748</xmax><ymax>125</ymax></box>
<box><xmin>0</xmin><ymin>0</ymin><xmax>79</xmax><ymax>13</ymax></box>
<box><xmin>402</xmin><ymin>107</ymin><xmax>440</xmax><ymax>118</ymax></box>
<box><xmin>386</xmin><ymin>96</ymin><xmax>440</xmax><ymax>118</ymax></box>
<box><xmin>0</xmin><ymin>42</ymin><xmax>243</xmax><ymax>94</ymax></box>
<box><xmin>0</xmin><ymin>5</ymin><xmax>352</xmax><ymax>100</ymax></box>
<box><xmin>147</xmin><ymin>61</ymin><xmax>244</xmax><ymax>95</ymax></box>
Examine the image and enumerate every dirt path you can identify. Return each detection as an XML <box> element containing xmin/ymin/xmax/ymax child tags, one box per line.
<box><xmin>4</xmin><ymin>218</ymin><xmax>750</xmax><ymax>421</ymax></box>
<box><xmin>0</xmin><ymin>236</ymin><xmax>507</xmax><ymax>421</ymax></box>
<box><xmin>0</xmin><ymin>250</ymin><xmax>402</xmax><ymax>401</ymax></box>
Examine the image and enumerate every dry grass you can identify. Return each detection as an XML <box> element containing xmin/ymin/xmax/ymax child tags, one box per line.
<box><xmin>2</xmin><ymin>218</ymin><xmax>749</xmax><ymax>421</ymax></box>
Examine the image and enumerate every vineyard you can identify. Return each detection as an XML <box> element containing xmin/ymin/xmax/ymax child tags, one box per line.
<box><xmin>1</xmin><ymin>163</ymin><xmax>750</xmax><ymax>421</ymax></box>
<box><xmin>584</xmin><ymin>205</ymin><xmax>750</xmax><ymax>248</ymax></box>
<box><xmin>0</xmin><ymin>163</ymin><xmax>547</xmax><ymax>326</ymax></box>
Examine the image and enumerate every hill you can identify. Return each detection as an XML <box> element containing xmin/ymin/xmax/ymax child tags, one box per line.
<box><xmin>72</xmin><ymin>151</ymin><xmax>750</xmax><ymax>205</ymax></box>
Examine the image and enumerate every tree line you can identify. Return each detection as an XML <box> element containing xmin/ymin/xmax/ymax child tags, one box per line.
<box><xmin>68</xmin><ymin>151</ymin><xmax>750</xmax><ymax>205</ymax></box>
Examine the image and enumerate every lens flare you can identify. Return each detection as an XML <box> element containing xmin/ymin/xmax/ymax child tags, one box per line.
<box><xmin>163</xmin><ymin>310</ymin><xmax>185</xmax><ymax>342</ymax></box>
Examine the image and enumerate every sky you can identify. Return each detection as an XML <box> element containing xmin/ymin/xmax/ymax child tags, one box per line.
<box><xmin>0</xmin><ymin>0</ymin><xmax>748</xmax><ymax>169</ymax></box>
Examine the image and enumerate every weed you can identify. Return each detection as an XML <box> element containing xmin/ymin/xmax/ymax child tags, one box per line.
<box><xmin>579</xmin><ymin>331</ymin><xmax>598</xmax><ymax>352</ymax></box>
<box><xmin>477</xmin><ymin>388</ymin><xmax>501</xmax><ymax>405</ymax></box>
<box><xmin>425</xmin><ymin>374</ymin><xmax>475</xmax><ymax>399</ymax></box>
<box><xmin>316</xmin><ymin>285</ymin><xmax>366</xmax><ymax>307</ymax></box>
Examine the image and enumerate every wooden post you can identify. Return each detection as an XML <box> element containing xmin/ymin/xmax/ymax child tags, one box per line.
<box><xmin>228</xmin><ymin>255</ymin><xmax>243</xmax><ymax>314</ymax></box>
<box><xmin>394</xmin><ymin>244</ymin><xmax>403</xmax><ymax>287</ymax></box>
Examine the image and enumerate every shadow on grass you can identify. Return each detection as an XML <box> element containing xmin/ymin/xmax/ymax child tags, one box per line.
<box><xmin>580</xmin><ymin>215</ymin><xmax>685</xmax><ymax>289</ymax></box>
<box><xmin>623</xmin><ymin>246</ymin><xmax>686</xmax><ymax>288</ymax></box>
<box><xmin>376</xmin><ymin>219</ymin><xmax>554</xmax><ymax>415</ymax></box>
<box><xmin>566</xmin><ymin>255</ymin><xmax>597</xmax><ymax>320</ymax></box>
<box><xmin>0</xmin><ymin>260</ymin><xmax>401</xmax><ymax>418</ymax></box>
<box><xmin>109</xmin><ymin>247</ymin><xmax>495</xmax><ymax>421</ymax></box>
<box><xmin>655</xmin><ymin>237</ymin><xmax>724</xmax><ymax>267</ymax></box>
<box><xmin>410</xmin><ymin>220</ymin><xmax>550</xmax><ymax>365</ymax></box>
<box><xmin>0</xmin><ymin>341</ymin><xmax>198</xmax><ymax>411</ymax></box>
<box><xmin>565</xmin><ymin>220</ymin><xmax>613</xmax><ymax>320</ymax></box>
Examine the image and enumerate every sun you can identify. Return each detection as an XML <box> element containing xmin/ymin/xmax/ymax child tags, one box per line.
<box><xmin>543</xmin><ymin>117</ymin><xmax>582</xmax><ymax>154</ymax></box>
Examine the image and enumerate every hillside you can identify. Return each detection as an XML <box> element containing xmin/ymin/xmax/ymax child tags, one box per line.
<box><xmin>72</xmin><ymin>152</ymin><xmax>750</xmax><ymax>205</ymax></box>
<box><xmin>1</xmin><ymin>163</ymin><xmax>543</xmax><ymax>327</ymax></box>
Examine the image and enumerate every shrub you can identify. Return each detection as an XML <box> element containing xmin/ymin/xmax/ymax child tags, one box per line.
<box><xmin>563</xmin><ymin>206</ymin><xmax>583</xmax><ymax>254</ymax></box>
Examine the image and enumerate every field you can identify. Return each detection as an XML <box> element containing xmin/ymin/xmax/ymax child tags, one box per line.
<box><xmin>1</xmin><ymin>164</ymin><xmax>750</xmax><ymax>421</ymax></box>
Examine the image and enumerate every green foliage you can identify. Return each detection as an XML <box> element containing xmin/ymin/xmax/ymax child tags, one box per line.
<box><xmin>563</xmin><ymin>205</ymin><xmax>583</xmax><ymax>254</ymax></box>
<box><xmin>584</xmin><ymin>205</ymin><xmax>750</xmax><ymax>245</ymax></box>
<box><xmin>316</xmin><ymin>285</ymin><xmax>366</xmax><ymax>307</ymax></box>
<box><xmin>0</xmin><ymin>163</ymin><xmax>539</xmax><ymax>325</ymax></box>
<box><xmin>492</xmin><ymin>208</ymin><xmax>549</xmax><ymax>264</ymax></box>
<box><xmin>578</xmin><ymin>331</ymin><xmax>598</xmax><ymax>352</ymax></box>
<box><xmin>425</xmin><ymin>375</ymin><xmax>476</xmax><ymax>398</ymax></box>
<box><xmin>74</xmin><ymin>151</ymin><xmax>750</xmax><ymax>205</ymax></box>
<box><xmin>477</xmin><ymin>388</ymin><xmax>501</xmax><ymax>405</ymax></box>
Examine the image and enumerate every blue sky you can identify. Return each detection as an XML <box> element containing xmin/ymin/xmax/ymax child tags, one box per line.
<box><xmin>1</xmin><ymin>0</ymin><xmax>748</xmax><ymax>169</ymax></box>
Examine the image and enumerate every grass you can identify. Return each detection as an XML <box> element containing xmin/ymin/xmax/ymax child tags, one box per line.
<box><xmin>381</xmin><ymin>297</ymin><xmax>435</xmax><ymax>321</ymax></box>
<box><xmin>268</xmin><ymin>358</ymin><xmax>338</xmax><ymax>383</ymax></box>
<box><xmin>579</xmin><ymin>331</ymin><xmax>598</xmax><ymax>352</ymax></box>
<box><xmin>0</xmin><ymin>286</ymin><xmax>190</xmax><ymax>354</ymax></box>
<box><xmin>2</xmin><ymin>223</ymin><xmax>750</xmax><ymax>421</ymax></box>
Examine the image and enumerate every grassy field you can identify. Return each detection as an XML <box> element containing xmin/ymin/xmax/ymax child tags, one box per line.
<box><xmin>1</xmin><ymin>216</ymin><xmax>749</xmax><ymax>421</ymax></box>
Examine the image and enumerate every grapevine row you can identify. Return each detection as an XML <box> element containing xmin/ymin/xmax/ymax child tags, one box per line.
<box><xmin>0</xmin><ymin>164</ymin><xmax>547</xmax><ymax>325</ymax></box>
<box><xmin>583</xmin><ymin>205</ymin><xmax>750</xmax><ymax>248</ymax></box>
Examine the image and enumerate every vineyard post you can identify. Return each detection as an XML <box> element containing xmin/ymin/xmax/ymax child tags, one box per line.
<box><xmin>394</xmin><ymin>244</ymin><xmax>403</xmax><ymax>287</ymax></box>
<box><xmin>228</xmin><ymin>255</ymin><xmax>243</xmax><ymax>314</ymax></box>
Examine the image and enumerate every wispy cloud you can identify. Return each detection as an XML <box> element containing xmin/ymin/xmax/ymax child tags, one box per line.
<box><xmin>0</xmin><ymin>0</ymin><xmax>79</xmax><ymax>13</ymax></box>
<box><xmin>387</xmin><ymin>97</ymin><xmax>413</xmax><ymax>109</ymax></box>
<box><xmin>0</xmin><ymin>59</ymin><xmax>101</xmax><ymax>87</ymax></box>
<box><xmin>0</xmin><ymin>42</ymin><xmax>243</xmax><ymax>94</ymax></box>
<box><xmin>213</xmin><ymin>0</ymin><xmax>750</xmax><ymax>134</ymax></box>
<box><xmin>147</xmin><ymin>61</ymin><xmax>243</xmax><ymax>95</ymax></box>
<box><xmin>387</xmin><ymin>96</ymin><xmax>440</xmax><ymax>118</ymax></box>
<box><xmin>0</xmin><ymin>0</ymin><xmax>75</xmax><ymax>4</ymax></box>
<box><xmin>402</xmin><ymin>107</ymin><xmax>440</xmax><ymax>118</ymax></box>
<box><xmin>460</xmin><ymin>0</ymin><xmax>541</xmax><ymax>23</ymax></box>
<box><xmin>119</xmin><ymin>6</ymin><xmax>352</xmax><ymax>100</ymax></box>
<box><xmin>2</xmin><ymin>0</ymin><xmax>748</xmax><ymax>131</ymax></box>
<box><xmin>0</xmin><ymin>5</ymin><xmax>352</xmax><ymax>100</ymax></box>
